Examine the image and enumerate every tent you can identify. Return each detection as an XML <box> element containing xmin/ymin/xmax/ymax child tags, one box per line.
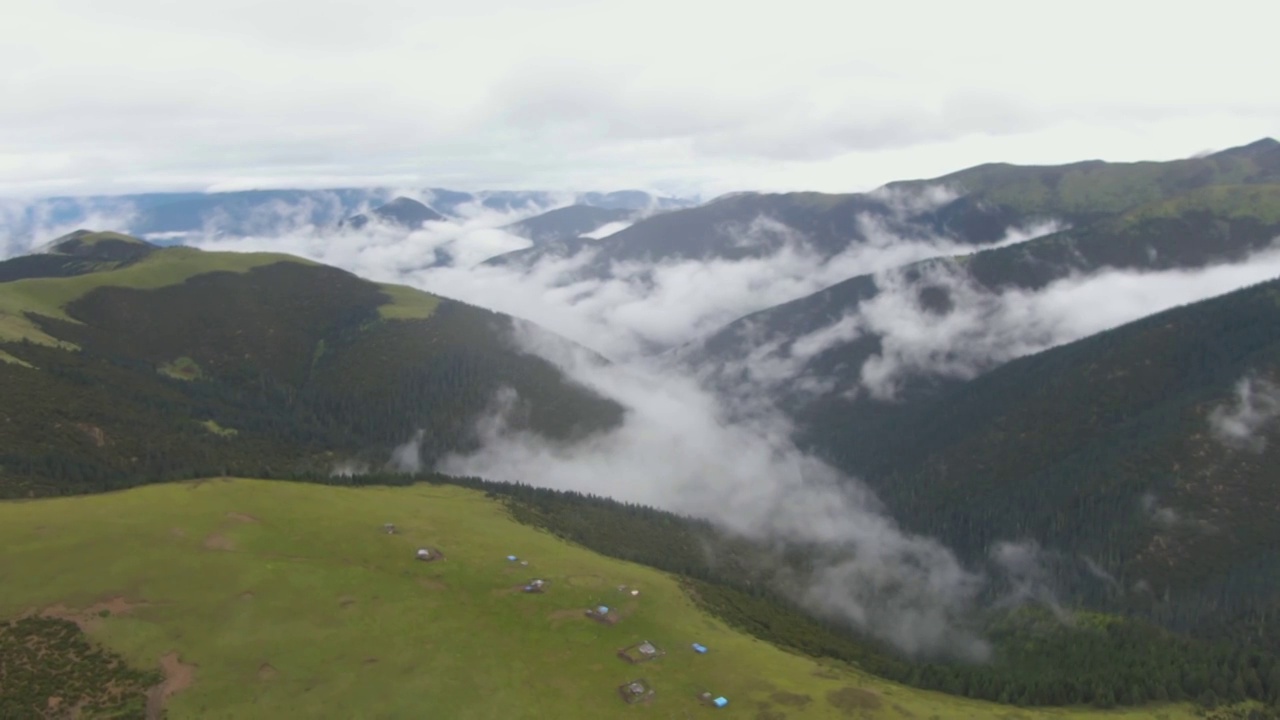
<box><xmin>596</xmin><ymin>605</ymin><xmax>609</xmax><ymax>615</ymax></box>
<box><xmin>713</xmin><ymin>697</ymin><xmax>728</xmax><ymax>708</ymax></box>
<box><xmin>692</xmin><ymin>643</ymin><xmax>708</xmax><ymax>654</ymax></box>
<box><xmin>506</xmin><ymin>555</ymin><xmax>517</xmax><ymax>561</ymax></box>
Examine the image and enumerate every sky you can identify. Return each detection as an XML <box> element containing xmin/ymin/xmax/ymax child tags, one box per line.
<box><xmin>2</xmin><ymin>0</ymin><xmax>1278</xmax><ymax>198</ymax></box>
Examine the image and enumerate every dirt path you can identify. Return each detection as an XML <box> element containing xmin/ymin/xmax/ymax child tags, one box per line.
<box><xmin>146</xmin><ymin>652</ymin><xmax>196</xmax><ymax>720</ymax></box>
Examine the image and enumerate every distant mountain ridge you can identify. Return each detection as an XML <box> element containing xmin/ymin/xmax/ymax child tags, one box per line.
<box><xmin>501</xmin><ymin>205</ymin><xmax>634</xmax><ymax>245</ymax></box>
<box><xmin>341</xmin><ymin>196</ymin><xmax>445</xmax><ymax>231</ymax></box>
<box><xmin>484</xmin><ymin>138</ymin><xmax>1280</xmax><ymax>281</ymax></box>
<box><xmin>0</xmin><ymin>188</ymin><xmax>696</xmax><ymax>252</ymax></box>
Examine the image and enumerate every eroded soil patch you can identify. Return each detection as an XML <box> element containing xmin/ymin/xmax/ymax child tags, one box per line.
<box><xmin>145</xmin><ymin>652</ymin><xmax>196</xmax><ymax>720</ymax></box>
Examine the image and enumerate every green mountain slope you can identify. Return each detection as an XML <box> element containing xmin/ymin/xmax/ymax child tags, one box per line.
<box><xmin>0</xmin><ymin>477</ymin><xmax>1208</xmax><ymax>720</ymax></box>
<box><xmin>485</xmin><ymin>138</ymin><xmax>1279</xmax><ymax>279</ymax></box>
<box><xmin>0</xmin><ymin>233</ymin><xmax>622</xmax><ymax>497</ymax></box>
<box><xmin>502</xmin><ymin>204</ymin><xmax>633</xmax><ymax>245</ymax></box>
<box><xmin>888</xmin><ymin>138</ymin><xmax>1280</xmax><ymax>223</ymax></box>
<box><xmin>801</xmin><ymin>275</ymin><xmax>1280</xmax><ymax>634</ymax></box>
<box><xmin>684</xmin><ymin>183</ymin><xmax>1280</xmax><ymax>408</ymax></box>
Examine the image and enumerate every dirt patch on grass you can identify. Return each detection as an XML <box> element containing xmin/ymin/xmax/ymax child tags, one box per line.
<box><xmin>203</xmin><ymin>533</ymin><xmax>235</xmax><ymax>551</ymax></box>
<box><xmin>39</xmin><ymin>595</ymin><xmax>148</xmax><ymax>632</ymax></box>
<box><xmin>418</xmin><ymin>578</ymin><xmax>448</xmax><ymax>591</ymax></box>
<box><xmin>363</xmin><ymin>657</ymin><xmax>379</xmax><ymax>665</ymax></box>
<box><xmin>76</xmin><ymin>423</ymin><xmax>107</xmax><ymax>447</ymax></box>
<box><xmin>239</xmin><ymin>591</ymin><xmax>254</xmax><ymax>601</ymax></box>
<box><xmin>169</xmin><ymin>527</ymin><xmax>186</xmax><ymax>538</ymax></box>
<box><xmin>226</xmin><ymin>512</ymin><xmax>258</xmax><ymax>523</ymax></box>
<box><xmin>771</xmin><ymin>691</ymin><xmax>812</xmax><ymax>708</ymax></box>
<box><xmin>146</xmin><ymin>652</ymin><xmax>196</xmax><ymax>720</ymax></box>
<box><xmin>826</xmin><ymin>686</ymin><xmax>882</xmax><ymax>715</ymax></box>
<box><xmin>256</xmin><ymin>663</ymin><xmax>278</xmax><ymax>680</ymax></box>
<box><xmin>338</xmin><ymin>595</ymin><xmax>356</xmax><ymax>608</ymax></box>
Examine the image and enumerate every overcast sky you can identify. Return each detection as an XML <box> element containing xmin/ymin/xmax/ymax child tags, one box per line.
<box><xmin>2</xmin><ymin>0</ymin><xmax>1277</xmax><ymax>198</ymax></box>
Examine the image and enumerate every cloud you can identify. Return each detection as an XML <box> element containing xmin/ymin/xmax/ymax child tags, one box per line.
<box><xmin>162</xmin><ymin>184</ymin><xmax>1280</xmax><ymax>661</ymax></box>
<box><xmin>1209</xmin><ymin>375</ymin><xmax>1280</xmax><ymax>452</ymax></box>
<box><xmin>1140</xmin><ymin>493</ymin><xmax>1184</xmax><ymax>528</ymax></box>
<box><xmin>0</xmin><ymin>197</ymin><xmax>139</xmax><ymax>259</ymax></box>
<box><xmin>190</xmin><ymin>188</ymin><xmax>1055</xmax><ymax>361</ymax></box>
<box><xmin>989</xmin><ymin>541</ymin><xmax>1070</xmax><ymax>621</ymax></box>
<box><xmin>738</xmin><ymin>243</ymin><xmax>1280</xmax><ymax>401</ymax></box>
<box><xmin>437</xmin><ymin>328</ymin><xmax>992</xmax><ymax>660</ymax></box>
<box><xmin>2</xmin><ymin>1</ymin><xmax>1277</xmax><ymax>197</ymax></box>
<box><xmin>580</xmin><ymin>220</ymin><xmax>633</xmax><ymax>239</ymax></box>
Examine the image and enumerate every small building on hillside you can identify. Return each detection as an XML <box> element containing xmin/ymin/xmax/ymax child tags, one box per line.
<box><xmin>617</xmin><ymin>678</ymin><xmax>655</xmax><ymax>704</ymax></box>
<box><xmin>619</xmin><ymin>640</ymin><xmax>665</xmax><ymax>663</ymax></box>
<box><xmin>713</xmin><ymin>696</ymin><xmax>728</xmax><ymax>708</ymax></box>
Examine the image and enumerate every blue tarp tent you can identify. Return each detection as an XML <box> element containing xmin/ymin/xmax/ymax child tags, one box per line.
<box><xmin>713</xmin><ymin>697</ymin><xmax>728</xmax><ymax>708</ymax></box>
<box><xmin>506</xmin><ymin>555</ymin><xmax>517</xmax><ymax>561</ymax></box>
<box><xmin>596</xmin><ymin>605</ymin><xmax>609</xmax><ymax>614</ymax></box>
<box><xmin>692</xmin><ymin>643</ymin><xmax>707</xmax><ymax>653</ymax></box>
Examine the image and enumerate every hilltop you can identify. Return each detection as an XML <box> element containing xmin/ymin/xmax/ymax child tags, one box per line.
<box><xmin>341</xmin><ymin>196</ymin><xmax>445</xmax><ymax>231</ymax></box>
<box><xmin>0</xmin><ymin>477</ymin><xmax>1210</xmax><ymax>720</ymax></box>
<box><xmin>0</xmin><ymin>232</ymin><xmax>622</xmax><ymax>497</ymax></box>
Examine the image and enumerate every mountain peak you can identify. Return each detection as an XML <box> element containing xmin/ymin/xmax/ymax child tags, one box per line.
<box><xmin>342</xmin><ymin>197</ymin><xmax>444</xmax><ymax>231</ymax></box>
<box><xmin>41</xmin><ymin>230</ymin><xmax>155</xmax><ymax>259</ymax></box>
<box><xmin>1209</xmin><ymin>137</ymin><xmax>1280</xmax><ymax>158</ymax></box>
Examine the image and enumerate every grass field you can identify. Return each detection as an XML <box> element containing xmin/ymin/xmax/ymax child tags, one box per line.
<box><xmin>0</xmin><ymin>479</ymin><xmax>1201</xmax><ymax>719</ymax></box>
<box><xmin>0</xmin><ymin>245</ymin><xmax>443</xmax><ymax>349</ymax></box>
<box><xmin>376</xmin><ymin>283</ymin><xmax>441</xmax><ymax>320</ymax></box>
<box><xmin>0</xmin><ymin>248</ymin><xmax>315</xmax><ymax>346</ymax></box>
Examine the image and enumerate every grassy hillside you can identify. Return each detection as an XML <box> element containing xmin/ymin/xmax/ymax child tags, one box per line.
<box><xmin>0</xmin><ymin>245</ymin><xmax>316</xmax><ymax>346</ymax></box>
<box><xmin>0</xmin><ymin>235</ymin><xmax>622</xmax><ymax>498</ymax></box>
<box><xmin>485</xmin><ymin>139</ymin><xmax>1279</xmax><ymax>282</ymax></box>
<box><xmin>0</xmin><ymin>478</ymin><xmax>1203</xmax><ymax>720</ymax></box>
<box><xmin>889</xmin><ymin>138</ymin><xmax>1280</xmax><ymax>223</ymax></box>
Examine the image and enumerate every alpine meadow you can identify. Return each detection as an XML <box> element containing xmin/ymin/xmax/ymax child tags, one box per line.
<box><xmin>3</xmin><ymin>1</ymin><xmax>1280</xmax><ymax>717</ymax></box>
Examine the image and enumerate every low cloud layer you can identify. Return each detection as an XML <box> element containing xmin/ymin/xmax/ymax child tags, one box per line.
<box><xmin>1210</xmin><ymin>375</ymin><xmax>1280</xmax><ymax>452</ymax></box>
<box><xmin>735</xmin><ymin>245</ymin><xmax>1280</xmax><ymax>401</ymax></box>
<box><xmin>438</xmin><ymin>328</ymin><xmax>992</xmax><ymax>659</ymax></box>
<box><xmin>190</xmin><ymin>197</ymin><xmax>1055</xmax><ymax>360</ymax></box>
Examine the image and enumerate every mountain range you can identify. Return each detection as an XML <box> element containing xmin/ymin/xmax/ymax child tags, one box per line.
<box><xmin>6</xmin><ymin>138</ymin><xmax>1280</xmax><ymax>716</ymax></box>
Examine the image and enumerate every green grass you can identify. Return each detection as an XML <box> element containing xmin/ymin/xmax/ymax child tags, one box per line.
<box><xmin>1121</xmin><ymin>184</ymin><xmax>1280</xmax><ymax>225</ymax></box>
<box><xmin>198</xmin><ymin>420</ymin><xmax>238</xmax><ymax>437</ymax></box>
<box><xmin>0</xmin><ymin>247</ymin><xmax>315</xmax><ymax>346</ymax></box>
<box><xmin>0</xmin><ymin>349</ymin><xmax>32</xmax><ymax>367</ymax></box>
<box><xmin>376</xmin><ymin>283</ymin><xmax>441</xmax><ymax>320</ymax></box>
<box><xmin>52</xmin><ymin>231</ymin><xmax>149</xmax><ymax>249</ymax></box>
<box><xmin>159</xmin><ymin>356</ymin><xmax>204</xmax><ymax>380</ymax></box>
<box><xmin>0</xmin><ymin>479</ymin><xmax>1199</xmax><ymax>720</ymax></box>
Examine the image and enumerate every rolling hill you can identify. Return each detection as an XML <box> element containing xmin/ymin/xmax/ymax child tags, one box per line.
<box><xmin>0</xmin><ymin>231</ymin><xmax>622</xmax><ymax>498</ymax></box>
<box><xmin>340</xmin><ymin>196</ymin><xmax>446</xmax><ymax>230</ymax></box>
<box><xmin>0</xmin><ymin>477</ymin><xmax>1212</xmax><ymax>720</ymax></box>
